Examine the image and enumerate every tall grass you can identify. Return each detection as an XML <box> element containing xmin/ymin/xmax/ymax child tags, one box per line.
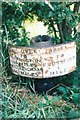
<box><xmin>1</xmin><ymin>3</ymin><xmax>80</xmax><ymax>118</ymax></box>
<box><xmin>1</xmin><ymin>66</ymin><xmax>80</xmax><ymax>119</ymax></box>
<box><xmin>1</xmin><ymin>24</ymin><xmax>80</xmax><ymax>120</ymax></box>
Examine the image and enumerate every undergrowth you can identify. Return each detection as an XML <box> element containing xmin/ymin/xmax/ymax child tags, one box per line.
<box><xmin>1</xmin><ymin>2</ymin><xmax>80</xmax><ymax>119</ymax></box>
<box><xmin>1</xmin><ymin>66</ymin><xmax>80</xmax><ymax>119</ymax></box>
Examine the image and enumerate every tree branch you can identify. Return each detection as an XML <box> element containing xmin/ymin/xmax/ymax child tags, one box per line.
<box><xmin>73</xmin><ymin>2</ymin><xmax>80</xmax><ymax>34</ymax></box>
<box><xmin>66</xmin><ymin>2</ymin><xmax>76</xmax><ymax>7</ymax></box>
<box><xmin>73</xmin><ymin>2</ymin><xmax>80</xmax><ymax>13</ymax></box>
<box><xmin>48</xmin><ymin>19</ymin><xmax>58</xmax><ymax>43</ymax></box>
<box><xmin>52</xmin><ymin>25</ymin><xmax>57</xmax><ymax>38</ymax></box>
<box><xmin>52</xmin><ymin>24</ymin><xmax>58</xmax><ymax>44</ymax></box>
<box><xmin>45</xmin><ymin>0</ymin><xmax>54</xmax><ymax>11</ymax></box>
<box><xmin>57</xmin><ymin>23</ymin><xmax>64</xmax><ymax>43</ymax></box>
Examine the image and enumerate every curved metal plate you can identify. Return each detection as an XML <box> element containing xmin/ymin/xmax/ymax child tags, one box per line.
<box><xmin>8</xmin><ymin>42</ymin><xmax>76</xmax><ymax>78</ymax></box>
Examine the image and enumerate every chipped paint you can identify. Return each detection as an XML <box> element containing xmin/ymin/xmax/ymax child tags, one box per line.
<box><xmin>8</xmin><ymin>42</ymin><xmax>76</xmax><ymax>78</ymax></box>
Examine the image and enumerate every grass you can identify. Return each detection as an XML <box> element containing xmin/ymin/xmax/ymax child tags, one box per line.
<box><xmin>1</xmin><ymin>2</ymin><xmax>80</xmax><ymax>119</ymax></box>
<box><xmin>1</xmin><ymin>15</ymin><xmax>80</xmax><ymax>119</ymax></box>
<box><xmin>1</xmin><ymin>33</ymin><xmax>80</xmax><ymax>119</ymax></box>
<box><xmin>1</xmin><ymin>66</ymin><xmax>80</xmax><ymax>119</ymax></box>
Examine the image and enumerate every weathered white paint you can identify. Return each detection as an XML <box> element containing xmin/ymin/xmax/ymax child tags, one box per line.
<box><xmin>9</xmin><ymin>42</ymin><xmax>76</xmax><ymax>78</ymax></box>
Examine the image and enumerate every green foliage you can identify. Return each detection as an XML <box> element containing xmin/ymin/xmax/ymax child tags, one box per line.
<box><xmin>68</xmin><ymin>109</ymin><xmax>79</xmax><ymax>118</ymax></box>
<box><xmin>15</xmin><ymin>27</ymin><xmax>30</xmax><ymax>46</ymax></box>
<box><xmin>1</xmin><ymin>78</ymin><xmax>80</xmax><ymax>119</ymax></box>
<box><xmin>2</xmin><ymin>2</ymin><xmax>30</xmax><ymax>47</ymax></box>
<box><xmin>1</xmin><ymin>1</ymin><xmax>80</xmax><ymax>119</ymax></box>
<box><xmin>2</xmin><ymin>2</ymin><xmax>80</xmax><ymax>46</ymax></box>
<box><xmin>57</xmin><ymin>85</ymin><xmax>80</xmax><ymax>106</ymax></box>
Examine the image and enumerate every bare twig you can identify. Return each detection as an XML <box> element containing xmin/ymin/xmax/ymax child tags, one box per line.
<box><xmin>45</xmin><ymin>0</ymin><xmax>54</xmax><ymax>11</ymax></box>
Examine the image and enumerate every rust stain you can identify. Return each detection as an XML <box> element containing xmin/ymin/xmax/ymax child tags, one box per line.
<box><xmin>69</xmin><ymin>66</ymin><xmax>76</xmax><ymax>73</ymax></box>
<box><xmin>8</xmin><ymin>42</ymin><xmax>76</xmax><ymax>78</ymax></box>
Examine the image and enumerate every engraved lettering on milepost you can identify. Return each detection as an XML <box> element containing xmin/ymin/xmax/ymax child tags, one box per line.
<box><xmin>9</xmin><ymin>42</ymin><xmax>76</xmax><ymax>78</ymax></box>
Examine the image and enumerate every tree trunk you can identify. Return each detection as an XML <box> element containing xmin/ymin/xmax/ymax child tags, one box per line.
<box><xmin>73</xmin><ymin>2</ymin><xmax>80</xmax><ymax>34</ymax></box>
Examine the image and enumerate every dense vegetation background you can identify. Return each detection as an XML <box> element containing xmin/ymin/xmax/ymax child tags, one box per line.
<box><xmin>1</xmin><ymin>1</ymin><xmax>80</xmax><ymax>119</ymax></box>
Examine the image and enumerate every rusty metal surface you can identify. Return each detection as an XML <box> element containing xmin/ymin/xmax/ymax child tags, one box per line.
<box><xmin>8</xmin><ymin>42</ymin><xmax>76</xmax><ymax>78</ymax></box>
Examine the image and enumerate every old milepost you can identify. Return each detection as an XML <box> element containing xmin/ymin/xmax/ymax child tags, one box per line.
<box><xmin>8</xmin><ymin>35</ymin><xmax>76</xmax><ymax>93</ymax></box>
